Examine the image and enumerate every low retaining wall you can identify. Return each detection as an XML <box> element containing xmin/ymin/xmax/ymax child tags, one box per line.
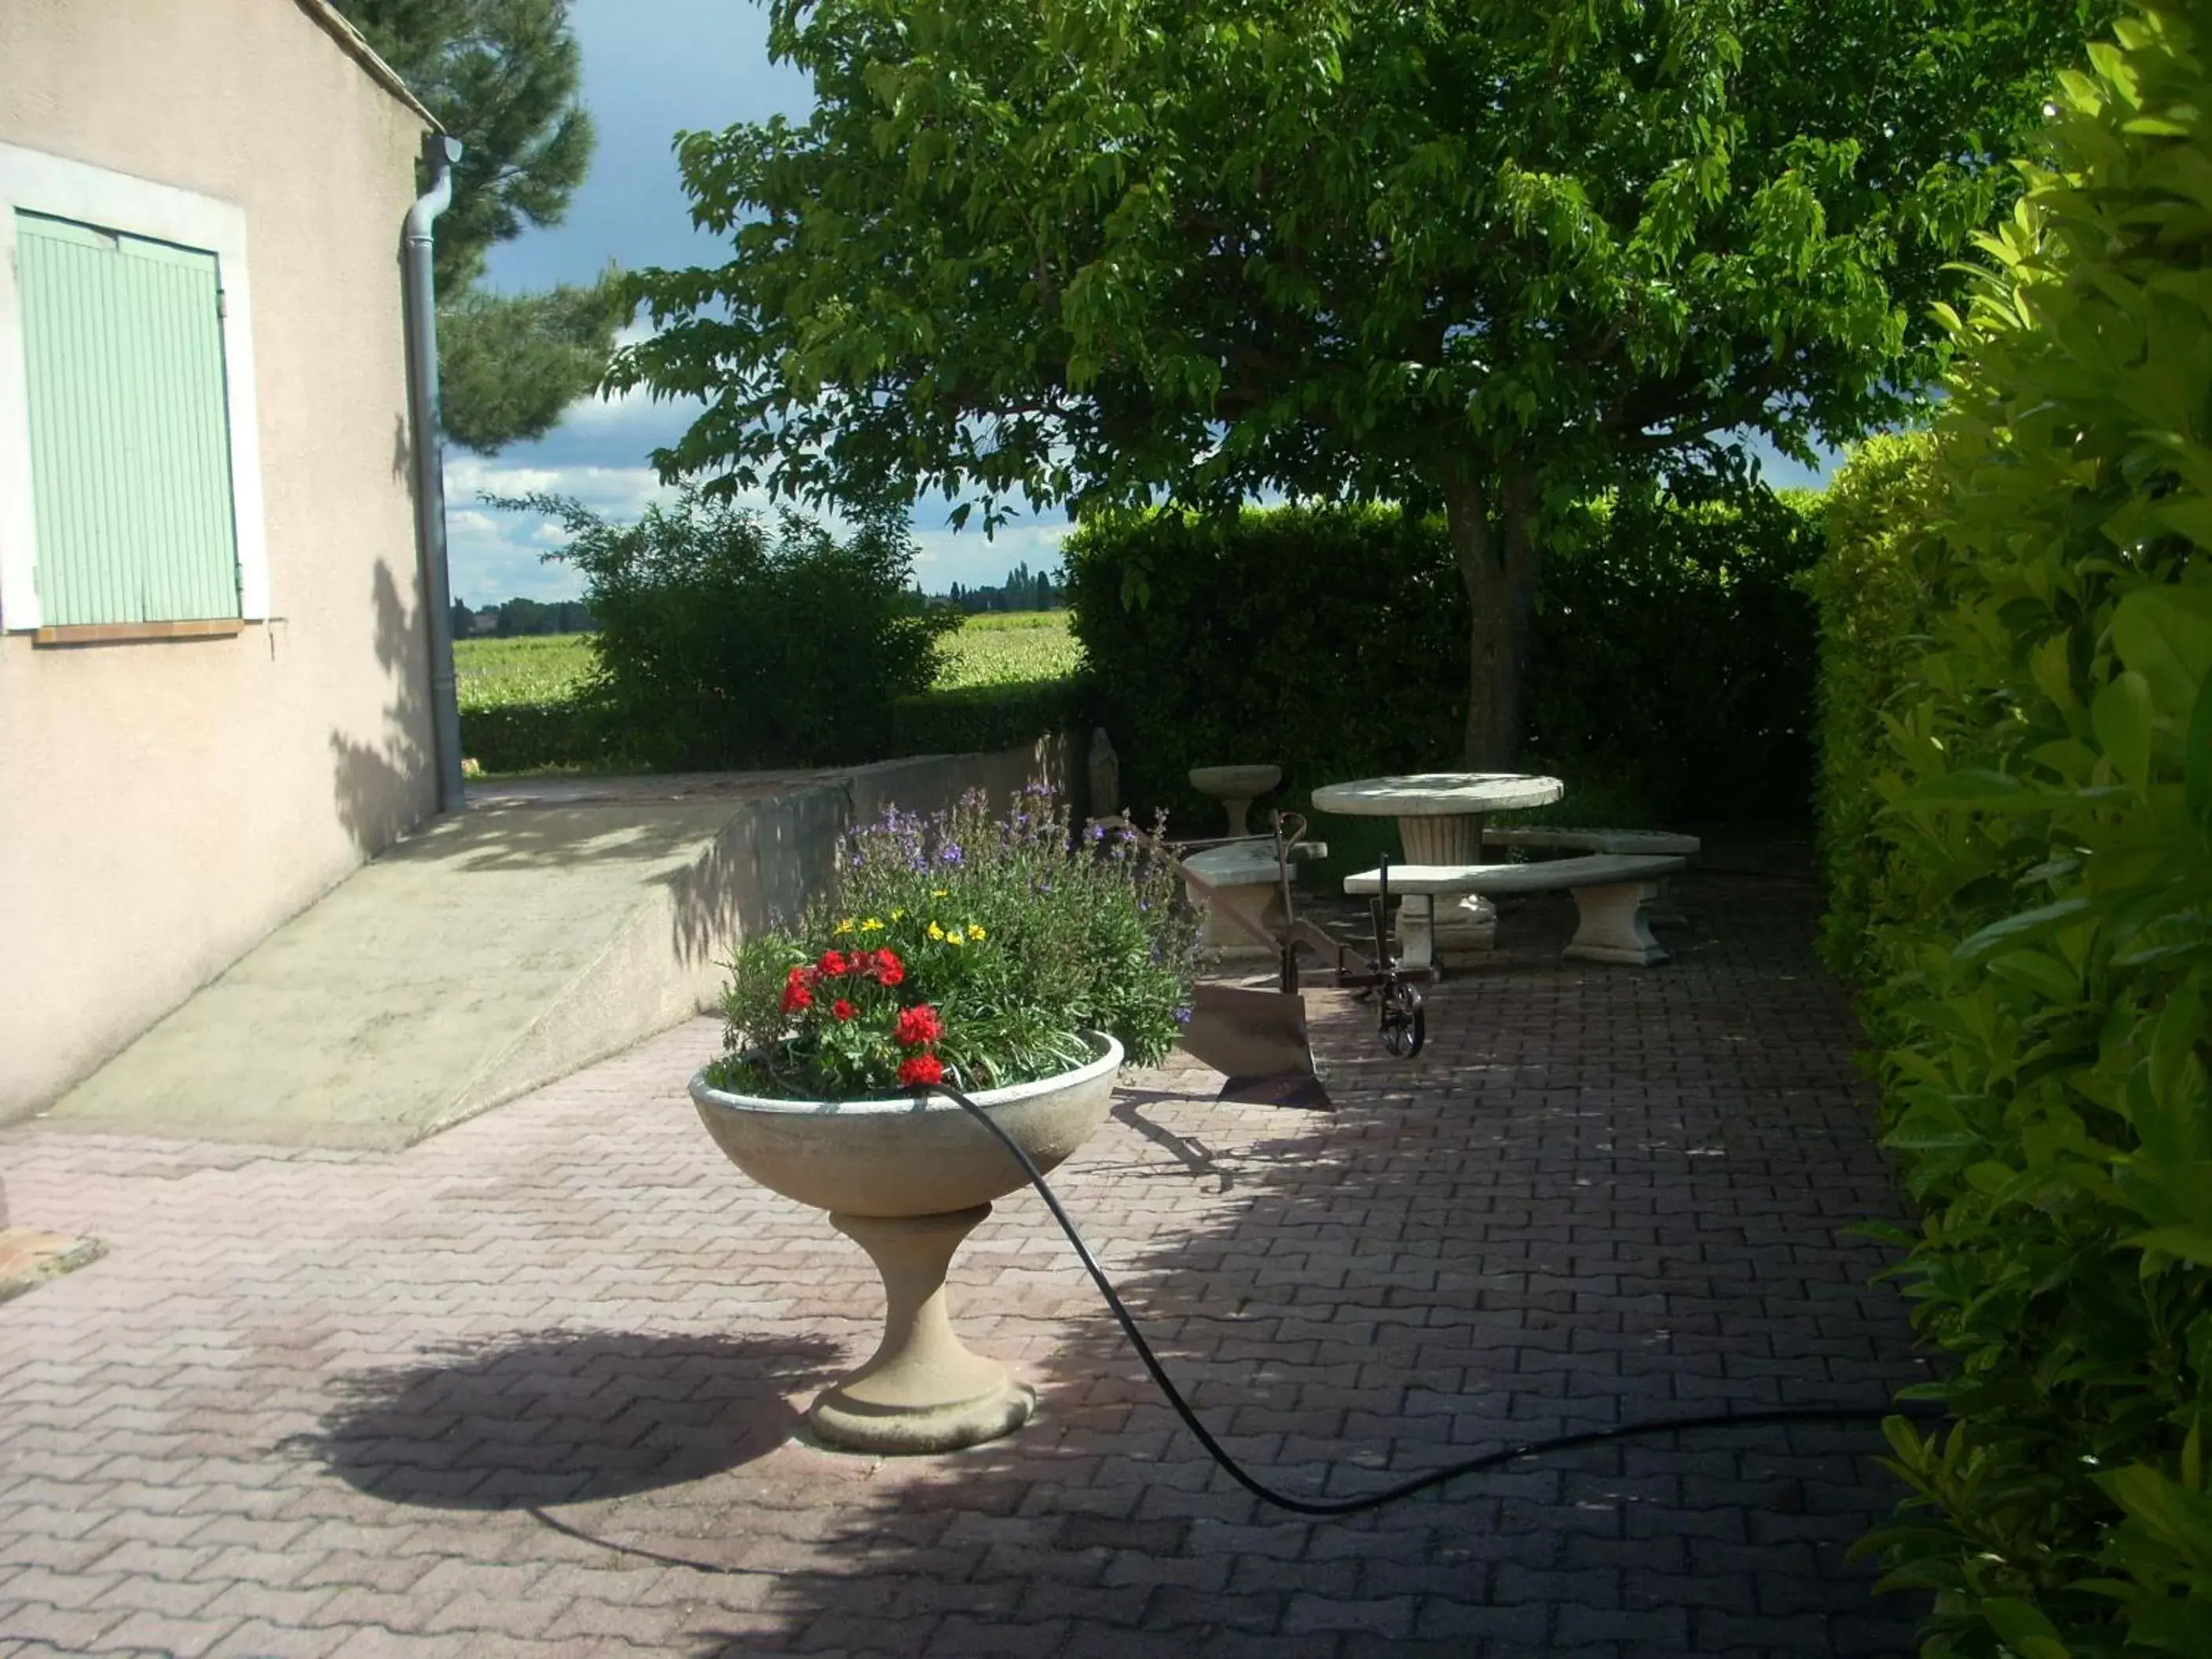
<box><xmin>20</xmin><ymin>734</ymin><xmax>1088</xmax><ymax>1144</ymax></box>
<box><xmin>690</xmin><ymin>733</ymin><xmax>1086</xmax><ymax>966</ymax></box>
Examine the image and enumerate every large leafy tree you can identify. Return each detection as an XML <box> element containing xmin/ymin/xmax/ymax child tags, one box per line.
<box><xmin>616</xmin><ymin>0</ymin><xmax>2103</xmax><ymax>764</ymax></box>
<box><xmin>335</xmin><ymin>0</ymin><xmax>626</xmax><ymax>452</ymax></box>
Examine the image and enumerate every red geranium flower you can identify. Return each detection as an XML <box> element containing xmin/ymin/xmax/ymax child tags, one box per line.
<box><xmin>892</xmin><ymin>1005</ymin><xmax>943</xmax><ymax>1047</ymax></box>
<box><xmin>873</xmin><ymin>949</ymin><xmax>905</xmax><ymax>987</ymax></box>
<box><xmin>898</xmin><ymin>1053</ymin><xmax>944</xmax><ymax>1087</ymax></box>
<box><xmin>832</xmin><ymin>998</ymin><xmax>857</xmax><ymax>1022</ymax></box>
<box><xmin>819</xmin><ymin>950</ymin><xmax>848</xmax><ymax>976</ymax></box>
<box><xmin>781</xmin><ymin>980</ymin><xmax>814</xmax><ymax>1014</ymax></box>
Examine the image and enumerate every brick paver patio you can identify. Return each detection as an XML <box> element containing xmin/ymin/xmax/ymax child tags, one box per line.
<box><xmin>1</xmin><ymin>838</ymin><xmax>1928</xmax><ymax>1657</ymax></box>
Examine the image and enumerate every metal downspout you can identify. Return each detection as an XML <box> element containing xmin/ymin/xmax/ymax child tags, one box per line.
<box><xmin>403</xmin><ymin>134</ymin><xmax>465</xmax><ymax>815</ymax></box>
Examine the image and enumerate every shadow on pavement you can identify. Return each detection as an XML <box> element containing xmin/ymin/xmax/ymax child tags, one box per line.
<box><xmin>292</xmin><ymin>1329</ymin><xmax>838</xmax><ymax>1508</ymax></box>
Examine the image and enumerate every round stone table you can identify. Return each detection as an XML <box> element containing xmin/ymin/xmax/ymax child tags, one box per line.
<box><xmin>1310</xmin><ymin>773</ymin><xmax>1565</xmax><ymax>957</ymax></box>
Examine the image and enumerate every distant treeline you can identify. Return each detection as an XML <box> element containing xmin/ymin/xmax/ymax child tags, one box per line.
<box><xmin>928</xmin><ymin>560</ymin><xmax>1063</xmax><ymax>613</ymax></box>
<box><xmin>453</xmin><ymin>597</ymin><xmax>597</xmax><ymax>637</ymax></box>
<box><xmin>458</xmin><ymin>565</ymin><xmax>1062</xmax><ymax>635</ymax></box>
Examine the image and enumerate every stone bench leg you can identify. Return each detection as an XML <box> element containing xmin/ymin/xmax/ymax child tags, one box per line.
<box><xmin>1188</xmin><ymin>879</ymin><xmax>1287</xmax><ymax>961</ymax></box>
<box><xmin>1394</xmin><ymin>896</ymin><xmax>1437</xmax><ymax>971</ymax></box>
<box><xmin>1563</xmin><ymin>881</ymin><xmax>1668</xmax><ymax>967</ymax></box>
<box><xmin>1386</xmin><ymin>896</ymin><xmax>1492</xmax><ymax>971</ymax></box>
<box><xmin>1439</xmin><ymin>895</ymin><xmax>1499</xmax><ymax>961</ymax></box>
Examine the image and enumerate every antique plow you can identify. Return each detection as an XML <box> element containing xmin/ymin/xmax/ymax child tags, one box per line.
<box><xmin>1100</xmin><ymin>812</ymin><xmax>1429</xmax><ymax>1110</ymax></box>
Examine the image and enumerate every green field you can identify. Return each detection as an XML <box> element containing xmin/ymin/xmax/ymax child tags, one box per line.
<box><xmin>455</xmin><ymin>610</ymin><xmax>1082</xmax><ymax>711</ymax></box>
<box><xmin>930</xmin><ymin>610</ymin><xmax>1080</xmax><ymax>688</ymax></box>
<box><xmin>453</xmin><ymin>632</ymin><xmax>598</xmax><ymax>710</ymax></box>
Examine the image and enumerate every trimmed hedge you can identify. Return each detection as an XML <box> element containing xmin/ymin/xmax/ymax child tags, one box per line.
<box><xmin>1066</xmin><ymin>502</ymin><xmax>1463</xmax><ymax>846</ymax></box>
<box><xmin>1525</xmin><ymin>487</ymin><xmax>1824</xmax><ymax>821</ymax></box>
<box><xmin>463</xmin><ymin>680</ymin><xmax>1085</xmax><ymax>777</ymax></box>
<box><xmin>1829</xmin><ymin>5</ymin><xmax>2212</xmax><ymax>1649</ymax></box>
<box><xmin>1804</xmin><ymin>432</ymin><xmax>1939</xmax><ymax>983</ymax></box>
<box><xmin>1065</xmin><ymin>492</ymin><xmax>1822</xmax><ymax>845</ymax></box>
<box><xmin>458</xmin><ymin>700</ymin><xmax>599</xmax><ymax>775</ymax></box>
<box><xmin>888</xmin><ymin>676</ymin><xmax>1084</xmax><ymax>758</ymax></box>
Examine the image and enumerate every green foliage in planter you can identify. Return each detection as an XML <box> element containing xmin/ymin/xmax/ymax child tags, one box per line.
<box><xmin>1806</xmin><ymin>431</ymin><xmax>1941</xmax><ymax>983</ymax></box>
<box><xmin>1850</xmin><ymin>5</ymin><xmax>2212</xmax><ymax>1649</ymax></box>
<box><xmin>888</xmin><ymin>677</ymin><xmax>1086</xmax><ymax>759</ymax></box>
<box><xmin>485</xmin><ymin>489</ymin><xmax>956</xmax><ymax>770</ymax></box>
<box><xmin>1065</xmin><ymin>493</ymin><xmax>1822</xmax><ymax>845</ymax></box>
<box><xmin>712</xmin><ymin>786</ymin><xmax>1198</xmax><ymax>1097</ymax></box>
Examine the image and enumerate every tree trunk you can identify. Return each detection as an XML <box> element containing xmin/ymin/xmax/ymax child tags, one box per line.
<box><xmin>1441</xmin><ymin>467</ymin><xmax>1540</xmax><ymax>770</ymax></box>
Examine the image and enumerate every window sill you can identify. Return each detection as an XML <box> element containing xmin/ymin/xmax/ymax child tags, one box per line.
<box><xmin>28</xmin><ymin>618</ymin><xmax>249</xmax><ymax>646</ymax></box>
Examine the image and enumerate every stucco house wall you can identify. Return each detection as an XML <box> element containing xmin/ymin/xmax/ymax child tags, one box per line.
<box><xmin>0</xmin><ymin>0</ymin><xmax>438</xmax><ymax>1118</ymax></box>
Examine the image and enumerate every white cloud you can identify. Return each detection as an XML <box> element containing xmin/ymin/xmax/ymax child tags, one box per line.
<box><xmin>909</xmin><ymin>517</ymin><xmax>1071</xmax><ymax>589</ymax></box>
<box><xmin>441</xmin><ymin>358</ymin><xmax>1077</xmax><ymax>604</ymax></box>
<box><xmin>444</xmin><ymin>457</ymin><xmax>679</xmax><ymax>606</ymax></box>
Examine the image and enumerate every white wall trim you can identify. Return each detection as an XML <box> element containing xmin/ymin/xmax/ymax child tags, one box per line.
<box><xmin>0</xmin><ymin>145</ymin><xmax>270</xmax><ymax>631</ymax></box>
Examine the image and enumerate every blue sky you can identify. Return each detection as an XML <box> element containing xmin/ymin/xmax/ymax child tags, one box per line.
<box><xmin>449</xmin><ymin>0</ymin><xmax>1830</xmax><ymax>607</ymax></box>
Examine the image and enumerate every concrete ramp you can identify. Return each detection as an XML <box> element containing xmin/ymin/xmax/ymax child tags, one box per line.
<box><xmin>37</xmin><ymin>741</ymin><xmax>1081</xmax><ymax>1150</ymax></box>
<box><xmin>41</xmin><ymin>781</ymin><xmax>843</xmax><ymax>1149</ymax></box>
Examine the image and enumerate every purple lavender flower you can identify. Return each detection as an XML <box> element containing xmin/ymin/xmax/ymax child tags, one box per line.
<box><xmin>939</xmin><ymin>842</ymin><xmax>965</xmax><ymax>866</ymax></box>
<box><xmin>1172</xmin><ymin>1006</ymin><xmax>1192</xmax><ymax>1025</ymax></box>
<box><xmin>1084</xmin><ymin>822</ymin><xmax>1105</xmax><ymax>845</ymax></box>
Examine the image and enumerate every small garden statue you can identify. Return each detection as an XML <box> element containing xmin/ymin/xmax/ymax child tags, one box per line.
<box><xmin>1086</xmin><ymin>727</ymin><xmax>1119</xmax><ymax>824</ymax></box>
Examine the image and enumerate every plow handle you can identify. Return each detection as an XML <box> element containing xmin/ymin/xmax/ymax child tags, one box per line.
<box><xmin>1094</xmin><ymin>814</ymin><xmax>1297</xmax><ymax>961</ymax></box>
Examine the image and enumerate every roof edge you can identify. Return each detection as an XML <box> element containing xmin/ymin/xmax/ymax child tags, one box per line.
<box><xmin>290</xmin><ymin>0</ymin><xmax>444</xmax><ymax>133</ymax></box>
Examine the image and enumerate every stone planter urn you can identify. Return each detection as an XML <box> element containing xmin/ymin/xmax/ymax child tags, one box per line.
<box><xmin>689</xmin><ymin>1033</ymin><xmax>1123</xmax><ymax>1454</ymax></box>
<box><xmin>1188</xmin><ymin>764</ymin><xmax>1282</xmax><ymax>837</ymax></box>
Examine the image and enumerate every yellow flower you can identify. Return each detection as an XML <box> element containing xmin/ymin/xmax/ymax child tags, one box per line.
<box><xmin>890</xmin><ymin>908</ymin><xmax>905</xmax><ymax>921</ymax></box>
<box><xmin>944</xmin><ymin>928</ymin><xmax>965</xmax><ymax>947</ymax></box>
<box><xmin>931</xmin><ymin>888</ymin><xmax>950</xmax><ymax>899</ymax></box>
<box><xmin>927</xmin><ymin>921</ymin><xmax>945</xmax><ymax>941</ymax></box>
<box><xmin>860</xmin><ymin>917</ymin><xmax>884</xmax><ymax>932</ymax></box>
<box><xmin>832</xmin><ymin>918</ymin><xmax>855</xmax><ymax>936</ymax></box>
<box><xmin>966</xmin><ymin>923</ymin><xmax>987</xmax><ymax>941</ymax></box>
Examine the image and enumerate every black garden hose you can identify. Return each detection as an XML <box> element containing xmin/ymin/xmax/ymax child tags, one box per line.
<box><xmin>921</xmin><ymin>1079</ymin><xmax>1928</xmax><ymax>1518</ymax></box>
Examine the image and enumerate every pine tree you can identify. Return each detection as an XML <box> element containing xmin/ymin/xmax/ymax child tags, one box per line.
<box><xmin>334</xmin><ymin>0</ymin><xmax>625</xmax><ymax>452</ymax></box>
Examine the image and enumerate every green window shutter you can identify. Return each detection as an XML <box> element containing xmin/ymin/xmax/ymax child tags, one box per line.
<box><xmin>15</xmin><ymin>211</ymin><xmax>241</xmax><ymax>626</ymax></box>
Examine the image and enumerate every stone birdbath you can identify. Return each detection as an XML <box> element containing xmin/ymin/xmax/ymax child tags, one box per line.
<box><xmin>1188</xmin><ymin>764</ymin><xmax>1282</xmax><ymax>837</ymax></box>
<box><xmin>690</xmin><ymin>1034</ymin><xmax>1123</xmax><ymax>1454</ymax></box>
<box><xmin>1309</xmin><ymin>771</ymin><xmax>1565</xmax><ymax>955</ymax></box>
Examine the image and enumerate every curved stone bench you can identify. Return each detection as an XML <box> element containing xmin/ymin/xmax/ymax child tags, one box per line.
<box><xmin>1181</xmin><ymin>839</ymin><xmax>1328</xmax><ymax>959</ymax></box>
<box><xmin>1343</xmin><ymin>853</ymin><xmax>1688</xmax><ymax>969</ymax></box>
<box><xmin>1482</xmin><ymin>828</ymin><xmax>1699</xmax><ymax>926</ymax></box>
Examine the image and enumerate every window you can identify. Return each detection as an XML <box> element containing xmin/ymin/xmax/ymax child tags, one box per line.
<box><xmin>0</xmin><ymin>146</ymin><xmax>268</xmax><ymax>637</ymax></box>
<box><xmin>16</xmin><ymin>213</ymin><xmax>241</xmax><ymax>625</ymax></box>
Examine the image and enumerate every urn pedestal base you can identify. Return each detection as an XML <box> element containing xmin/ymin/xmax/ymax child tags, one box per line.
<box><xmin>807</xmin><ymin>1204</ymin><xmax>1036</xmax><ymax>1454</ymax></box>
<box><xmin>690</xmin><ymin>1034</ymin><xmax>1123</xmax><ymax>1458</ymax></box>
